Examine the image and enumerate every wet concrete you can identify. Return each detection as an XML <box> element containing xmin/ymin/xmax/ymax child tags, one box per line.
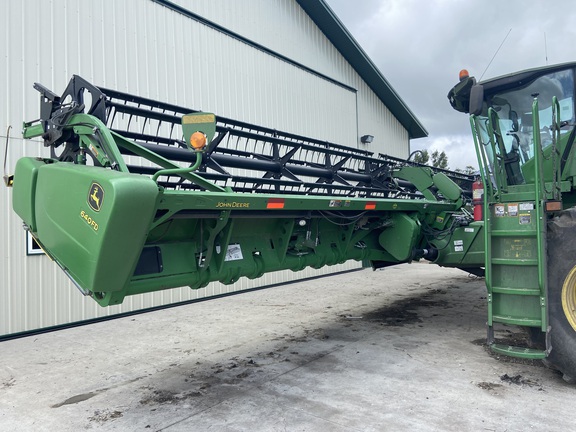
<box><xmin>0</xmin><ymin>262</ymin><xmax>574</xmax><ymax>431</ymax></box>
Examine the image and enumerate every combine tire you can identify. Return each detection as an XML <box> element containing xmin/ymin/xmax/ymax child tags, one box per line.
<box><xmin>547</xmin><ymin>207</ymin><xmax>576</xmax><ymax>382</ymax></box>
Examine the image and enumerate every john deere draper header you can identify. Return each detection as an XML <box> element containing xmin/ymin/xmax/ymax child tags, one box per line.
<box><xmin>10</xmin><ymin>76</ymin><xmax>482</xmax><ymax>306</ymax></box>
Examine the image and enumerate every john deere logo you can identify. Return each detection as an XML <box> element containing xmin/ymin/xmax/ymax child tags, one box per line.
<box><xmin>88</xmin><ymin>182</ymin><xmax>104</xmax><ymax>212</ymax></box>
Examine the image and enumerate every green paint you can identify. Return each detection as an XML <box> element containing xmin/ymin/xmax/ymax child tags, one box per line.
<box><xmin>12</xmin><ymin>80</ymin><xmax>482</xmax><ymax>307</ymax></box>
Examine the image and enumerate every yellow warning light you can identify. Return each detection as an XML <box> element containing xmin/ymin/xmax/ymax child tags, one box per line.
<box><xmin>190</xmin><ymin>131</ymin><xmax>207</xmax><ymax>150</ymax></box>
<box><xmin>459</xmin><ymin>69</ymin><xmax>470</xmax><ymax>81</ymax></box>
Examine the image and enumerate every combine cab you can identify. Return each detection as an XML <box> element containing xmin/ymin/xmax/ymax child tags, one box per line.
<box><xmin>10</xmin><ymin>76</ymin><xmax>481</xmax><ymax>307</ymax></box>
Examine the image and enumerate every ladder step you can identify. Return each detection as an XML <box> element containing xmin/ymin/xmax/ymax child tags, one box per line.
<box><xmin>492</xmin><ymin>315</ymin><xmax>542</xmax><ymax>326</ymax></box>
<box><xmin>490</xmin><ymin>258</ymin><xmax>538</xmax><ymax>266</ymax></box>
<box><xmin>492</xmin><ymin>286</ymin><xmax>541</xmax><ymax>296</ymax></box>
<box><xmin>491</xmin><ymin>229</ymin><xmax>537</xmax><ymax>237</ymax></box>
<box><xmin>490</xmin><ymin>343</ymin><xmax>546</xmax><ymax>360</ymax></box>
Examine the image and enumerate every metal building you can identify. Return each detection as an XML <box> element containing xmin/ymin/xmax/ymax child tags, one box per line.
<box><xmin>0</xmin><ymin>0</ymin><xmax>426</xmax><ymax>336</ymax></box>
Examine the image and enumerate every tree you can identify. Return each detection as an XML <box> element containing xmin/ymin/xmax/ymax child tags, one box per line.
<box><xmin>411</xmin><ymin>149</ymin><xmax>429</xmax><ymax>165</ymax></box>
<box><xmin>431</xmin><ymin>150</ymin><xmax>449</xmax><ymax>169</ymax></box>
<box><xmin>454</xmin><ymin>165</ymin><xmax>477</xmax><ymax>175</ymax></box>
<box><xmin>411</xmin><ymin>149</ymin><xmax>451</xmax><ymax>169</ymax></box>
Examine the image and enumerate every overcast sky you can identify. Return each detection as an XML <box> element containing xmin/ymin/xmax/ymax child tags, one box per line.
<box><xmin>325</xmin><ymin>0</ymin><xmax>576</xmax><ymax>170</ymax></box>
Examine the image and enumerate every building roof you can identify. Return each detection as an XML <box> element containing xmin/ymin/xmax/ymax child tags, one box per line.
<box><xmin>296</xmin><ymin>0</ymin><xmax>428</xmax><ymax>139</ymax></box>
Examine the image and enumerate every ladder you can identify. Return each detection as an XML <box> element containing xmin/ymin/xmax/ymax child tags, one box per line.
<box><xmin>471</xmin><ymin>100</ymin><xmax>558</xmax><ymax>359</ymax></box>
<box><xmin>484</xmin><ymin>196</ymin><xmax>547</xmax><ymax>359</ymax></box>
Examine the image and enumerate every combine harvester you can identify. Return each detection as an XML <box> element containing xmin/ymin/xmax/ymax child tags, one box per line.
<box><xmin>8</xmin><ymin>62</ymin><xmax>576</xmax><ymax>381</ymax></box>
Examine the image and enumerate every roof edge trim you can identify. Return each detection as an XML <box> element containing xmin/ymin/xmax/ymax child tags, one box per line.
<box><xmin>151</xmin><ymin>0</ymin><xmax>357</xmax><ymax>93</ymax></box>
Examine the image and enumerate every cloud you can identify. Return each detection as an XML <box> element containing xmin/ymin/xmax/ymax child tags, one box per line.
<box><xmin>325</xmin><ymin>0</ymin><xmax>576</xmax><ymax>169</ymax></box>
<box><xmin>415</xmin><ymin>135</ymin><xmax>478</xmax><ymax>171</ymax></box>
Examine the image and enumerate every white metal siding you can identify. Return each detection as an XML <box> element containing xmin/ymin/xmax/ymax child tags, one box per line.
<box><xmin>170</xmin><ymin>0</ymin><xmax>409</xmax><ymax>155</ymax></box>
<box><xmin>0</xmin><ymin>0</ymin><xmax>409</xmax><ymax>336</ymax></box>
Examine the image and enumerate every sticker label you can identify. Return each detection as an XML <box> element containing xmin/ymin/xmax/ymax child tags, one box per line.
<box><xmin>454</xmin><ymin>245</ymin><xmax>464</xmax><ymax>252</ymax></box>
<box><xmin>266</xmin><ymin>198</ymin><xmax>284</xmax><ymax>209</ymax></box>
<box><xmin>216</xmin><ymin>201</ymin><xmax>250</xmax><ymax>208</ymax></box>
<box><xmin>507</xmin><ymin>204</ymin><xmax>518</xmax><ymax>217</ymax></box>
<box><xmin>519</xmin><ymin>214</ymin><xmax>531</xmax><ymax>225</ymax></box>
<box><xmin>519</xmin><ymin>202</ymin><xmax>534</xmax><ymax>211</ymax></box>
<box><xmin>88</xmin><ymin>182</ymin><xmax>104</xmax><ymax>212</ymax></box>
<box><xmin>216</xmin><ymin>244</ymin><xmax>243</xmax><ymax>261</ymax></box>
<box><xmin>494</xmin><ymin>205</ymin><xmax>505</xmax><ymax>217</ymax></box>
<box><xmin>329</xmin><ymin>200</ymin><xmax>342</xmax><ymax>208</ymax></box>
<box><xmin>453</xmin><ymin>240</ymin><xmax>463</xmax><ymax>246</ymax></box>
<box><xmin>183</xmin><ymin>113</ymin><xmax>216</xmax><ymax>124</ymax></box>
<box><xmin>464</xmin><ymin>228</ymin><xmax>475</xmax><ymax>233</ymax></box>
<box><xmin>89</xmin><ymin>144</ymin><xmax>99</xmax><ymax>158</ymax></box>
<box><xmin>503</xmin><ymin>238</ymin><xmax>534</xmax><ymax>259</ymax></box>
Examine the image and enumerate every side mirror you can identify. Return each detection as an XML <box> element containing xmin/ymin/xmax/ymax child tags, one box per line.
<box><xmin>447</xmin><ymin>76</ymin><xmax>477</xmax><ymax>114</ymax></box>
<box><xmin>469</xmin><ymin>84</ymin><xmax>484</xmax><ymax>116</ymax></box>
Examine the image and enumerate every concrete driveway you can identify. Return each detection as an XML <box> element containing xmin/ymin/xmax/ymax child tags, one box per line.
<box><xmin>0</xmin><ymin>262</ymin><xmax>573</xmax><ymax>431</ymax></box>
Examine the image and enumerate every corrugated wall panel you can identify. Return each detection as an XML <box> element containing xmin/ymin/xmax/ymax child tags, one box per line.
<box><xmin>170</xmin><ymin>0</ymin><xmax>408</xmax><ymax>156</ymax></box>
<box><xmin>357</xmin><ymin>81</ymin><xmax>410</xmax><ymax>158</ymax></box>
<box><xmin>1</xmin><ymin>0</ymin><xmax>379</xmax><ymax>336</ymax></box>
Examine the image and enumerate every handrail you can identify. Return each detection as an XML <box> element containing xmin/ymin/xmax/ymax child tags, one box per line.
<box><xmin>152</xmin><ymin>151</ymin><xmax>203</xmax><ymax>182</ymax></box>
<box><xmin>532</xmin><ymin>98</ymin><xmax>548</xmax><ymax>331</ymax></box>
